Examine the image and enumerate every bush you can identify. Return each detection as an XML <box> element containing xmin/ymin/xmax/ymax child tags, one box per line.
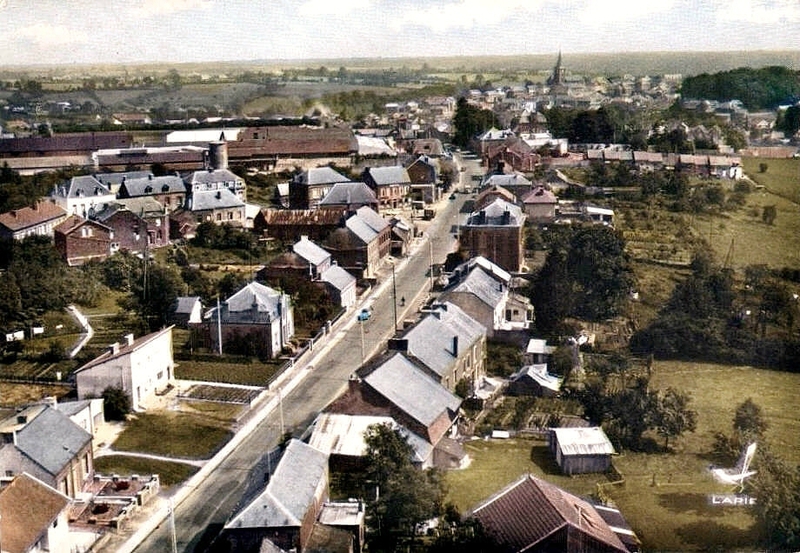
<box><xmin>102</xmin><ymin>386</ymin><xmax>131</xmax><ymax>421</ymax></box>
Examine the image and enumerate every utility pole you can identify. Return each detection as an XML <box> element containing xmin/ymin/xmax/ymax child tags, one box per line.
<box><xmin>169</xmin><ymin>498</ymin><xmax>177</xmax><ymax>553</ymax></box>
<box><xmin>391</xmin><ymin>263</ymin><xmax>398</xmax><ymax>332</ymax></box>
<box><xmin>428</xmin><ymin>237</ymin><xmax>434</xmax><ymax>291</ymax></box>
<box><xmin>359</xmin><ymin>318</ymin><xmax>365</xmax><ymax>368</ymax></box>
<box><xmin>216</xmin><ymin>296</ymin><xmax>223</xmax><ymax>356</ymax></box>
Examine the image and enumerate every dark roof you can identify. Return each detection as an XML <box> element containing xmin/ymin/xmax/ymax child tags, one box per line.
<box><xmin>6</xmin><ymin>405</ymin><xmax>92</xmax><ymax>477</ymax></box>
<box><xmin>54</xmin><ymin>214</ymin><xmax>112</xmax><ymax>236</ymax></box>
<box><xmin>257</xmin><ymin>208</ymin><xmax>347</xmax><ymax>226</ymax></box>
<box><xmin>319</xmin><ymin>182</ymin><xmax>377</xmax><ymax>208</ymax></box>
<box><xmin>230</xmin><ymin>125</ymin><xmax>357</xmax><ymax>157</ymax></box>
<box><xmin>118</xmin><ymin>174</ymin><xmax>186</xmax><ymax>197</ymax></box>
<box><xmin>293</xmin><ymin>166</ymin><xmax>351</xmax><ymax>186</ymax></box>
<box><xmin>0</xmin><ymin>132</ymin><xmax>132</xmax><ymax>155</ymax></box>
<box><xmin>0</xmin><ymin>473</ymin><xmax>70</xmax><ymax>553</ymax></box>
<box><xmin>470</xmin><ymin>474</ymin><xmax>627</xmax><ymax>553</ymax></box>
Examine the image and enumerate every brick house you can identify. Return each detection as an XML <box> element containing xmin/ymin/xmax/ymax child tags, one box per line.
<box><xmin>324</xmin><ymin>207</ymin><xmax>390</xmax><ymax>279</ymax></box>
<box><xmin>0</xmin><ymin>201</ymin><xmax>67</xmax><ymax>241</ymax></box>
<box><xmin>54</xmin><ymin>215</ymin><xmax>112</xmax><ymax>266</ymax></box>
<box><xmin>92</xmin><ymin>198</ymin><xmax>169</xmax><ymax>254</ymax></box>
<box><xmin>253</xmin><ymin>208</ymin><xmax>347</xmax><ymax>242</ymax></box>
<box><xmin>405</xmin><ymin>155</ymin><xmax>439</xmax><ymax>204</ymax></box>
<box><xmin>459</xmin><ymin>198</ymin><xmax>526</xmax><ymax>273</ymax></box>
<box><xmin>361</xmin><ymin>166</ymin><xmax>411</xmax><ymax>210</ymax></box>
<box><xmin>289</xmin><ymin>166</ymin><xmax>352</xmax><ymax>210</ymax></box>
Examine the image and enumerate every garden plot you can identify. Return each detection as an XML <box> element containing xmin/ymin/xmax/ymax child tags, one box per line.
<box><xmin>180</xmin><ymin>383</ymin><xmax>263</xmax><ymax>404</ymax></box>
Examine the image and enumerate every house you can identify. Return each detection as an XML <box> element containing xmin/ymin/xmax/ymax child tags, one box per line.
<box><xmin>583</xmin><ymin>205</ymin><xmax>615</xmax><ymax>226</ymax></box>
<box><xmin>92</xmin><ymin>200</ymin><xmax>169</xmax><ymax>254</ymax></box>
<box><xmin>549</xmin><ymin>426</ymin><xmax>615</xmax><ymax>475</ymax></box>
<box><xmin>293</xmin><ymin>235</ymin><xmax>333</xmax><ymax>278</ymax></box>
<box><xmin>0</xmin><ymin>473</ymin><xmax>71</xmax><ymax>553</ymax></box>
<box><xmin>115</xmin><ymin>172</ymin><xmax>187</xmax><ymax>212</ymax></box>
<box><xmin>309</xmin><ymin>413</ymin><xmax>398</xmax><ymax>471</ymax></box>
<box><xmin>55</xmin><ymin>398</ymin><xmax>105</xmax><ymax>438</ymax></box>
<box><xmin>289</xmin><ymin>167</ymin><xmax>352</xmax><ymax>210</ymax></box>
<box><xmin>328</xmin><ymin>353</ymin><xmax>463</xmax><ymax>468</ymax></box>
<box><xmin>204</xmin><ymin>282</ymin><xmax>294</xmax><ymax>359</ymax></box>
<box><xmin>75</xmin><ymin>327</ymin><xmax>175</xmax><ymax>412</ymax></box>
<box><xmin>439</xmin><ymin>256</ymin><xmax>533</xmax><ymax>339</ymax></box>
<box><xmin>388</xmin><ymin>214</ymin><xmax>415</xmax><ymax>257</ymax></box>
<box><xmin>171</xmin><ymin>296</ymin><xmax>203</xmax><ymax>327</ymax></box>
<box><xmin>324</xmin><ymin>207</ymin><xmax>390</xmax><ymax>279</ymax></box>
<box><xmin>508</xmin><ymin>365</ymin><xmax>563</xmax><ymax>397</ymax></box>
<box><xmin>0</xmin><ymin>404</ymin><xmax>93</xmax><ymax>497</ymax></box>
<box><xmin>318</xmin><ymin>182</ymin><xmax>379</xmax><ymax>213</ymax></box>
<box><xmin>361</xmin><ymin>166</ymin><xmax>411</xmax><ymax>210</ymax></box>
<box><xmin>459</xmin><ymin>198</ymin><xmax>527</xmax><ymax>273</ymax></box>
<box><xmin>316</xmin><ymin>500</ymin><xmax>366</xmax><ymax>553</ymax></box>
<box><xmin>484</xmin><ymin>137</ymin><xmax>540</xmax><ymax>173</ymax></box>
<box><xmin>469</xmin><ymin>473</ymin><xmax>630</xmax><ymax>553</ymax></box>
<box><xmin>474</xmin><ymin>184</ymin><xmax>517</xmax><ymax>210</ymax></box>
<box><xmin>258</xmin><ymin>250</ymin><xmax>320</xmax><ymax>284</ymax></box>
<box><xmin>405</xmin><ymin>155</ymin><xmax>439</xmax><ymax>204</ymax></box>
<box><xmin>394</xmin><ymin>302</ymin><xmax>487</xmax><ymax>393</ymax></box>
<box><xmin>184</xmin><ymin>187</ymin><xmax>247</xmax><ymax>226</ymax></box>
<box><xmin>95</xmin><ymin>170</ymin><xmax>152</xmax><ymax>194</ymax></box>
<box><xmin>53</xmin><ymin>215</ymin><xmax>113</xmax><ymax>266</ymax></box>
<box><xmin>320</xmin><ymin>265</ymin><xmax>357</xmax><ymax>308</ymax></box>
<box><xmin>222</xmin><ymin>439</ymin><xmax>329</xmax><ymax>553</ymax></box>
<box><xmin>481</xmin><ymin>172</ymin><xmax>533</xmax><ymax>201</ymax></box>
<box><xmin>0</xmin><ymin>201</ymin><xmax>67</xmax><ymax>241</ymax></box>
<box><xmin>49</xmin><ymin>175</ymin><xmax>115</xmax><ymax>218</ymax></box>
<box><xmin>253</xmin><ymin>208</ymin><xmax>347</xmax><ymax>242</ymax></box>
<box><xmin>184</xmin><ymin>167</ymin><xmax>245</xmax><ymax>201</ymax></box>
<box><xmin>521</xmin><ymin>186</ymin><xmax>558</xmax><ymax>224</ymax></box>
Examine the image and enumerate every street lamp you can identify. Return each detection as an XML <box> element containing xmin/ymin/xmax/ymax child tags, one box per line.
<box><xmin>391</xmin><ymin>262</ymin><xmax>398</xmax><ymax>332</ymax></box>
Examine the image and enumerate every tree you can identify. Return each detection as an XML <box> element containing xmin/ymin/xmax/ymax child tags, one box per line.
<box><xmin>759</xmin><ymin>162</ymin><xmax>769</xmax><ymax>173</ymax></box>
<box><xmin>751</xmin><ymin>449</ymin><xmax>800</xmax><ymax>551</ymax></box>
<box><xmin>125</xmin><ymin>263</ymin><xmax>183</xmax><ymax>330</ymax></box>
<box><xmin>654</xmin><ymin>387</ymin><xmax>698</xmax><ymax>449</ymax></box>
<box><xmin>452</xmin><ymin>97</ymin><xmax>495</xmax><ymax>149</ymax></box>
<box><xmin>733</xmin><ymin>398</ymin><xmax>768</xmax><ymax>442</ymax></box>
<box><xmin>102</xmin><ymin>387</ymin><xmax>131</xmax><ymax>421</ymax></box>
<box><xmin>364</xmin><ymin>424</ymin><xmax>446</xmax><ymax>541</ymax></box>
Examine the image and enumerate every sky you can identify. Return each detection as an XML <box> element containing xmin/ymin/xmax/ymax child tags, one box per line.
<box><xmin>0</xmin><ymin>0</ymin><xmax>799</xmax><ymax>66</ymax></box>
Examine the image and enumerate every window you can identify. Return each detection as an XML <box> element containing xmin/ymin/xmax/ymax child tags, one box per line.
<box><xmin>216</xmin><ymin>213</ymin><xmax>222</xmax><ymax>221</ymax></box>
<box><xmin>5</xmin><ymin>470</ymin><xmax>13</xmax><ymax>477</ymax></box>
<box><xmin>228</xmin><ymin>212</ymin><xmax>233</xmax><ymax>220</ymax></box>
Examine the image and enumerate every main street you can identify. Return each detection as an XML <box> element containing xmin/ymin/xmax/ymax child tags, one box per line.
<box><xmin>132</xmin><ymin>164</ymin><xmax>478</xmax><ymax>552</ymax></box>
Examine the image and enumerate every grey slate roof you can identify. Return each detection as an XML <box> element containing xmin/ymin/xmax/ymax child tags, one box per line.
<box><xmin>51</xmin><ymin>175</ymin><xmax>112</xmax><ymax>199</ymax></box>
<box><xmin>404</xmin><ymin>302</ymin><xmax>486</xmax><ymax>379</ymax></box>
<box><xmin>114</xmin><ymin>196</ymin><xmax>167</xmax><ymax>216</ymax></box>
<box><xmin>355</xmin><ymin>205</ymin><xmax>388</xmax><ymax>232</ymax></box>
<box><xmin>12</xmin><ymin>405</ymin><xmax>92</xmax><ymax>477</ymax></box>
<box><xmin>190</xmin><ymin>188</ymin><xmax>244</xmax><ymax>211</ymax></box>
<box><xmin>119</xmin><ymin>174</ymin><xmax>186</xmax><ymax>197</ymax></box>
<box><xmin>447</xmin><ymin>265</ymin><xmax>505</xmax><ymax>309</ymax></box>
<box><xmin>295</xmin><ymin>167</ymin><xmax>350</xmax><ymax>186</ymax></box>
<box><xmin>225</xmin><ymin>439</ymin><xmax>328</xmax><ymax>530</ymax></box>
<box><xmin>483</xmin><ymin>174</ymin><xmax>532</xmax><ymax>187</ymax></box>
<box><xmin>174</xmin><ymin>296</ymin><xmax>202</xmax><ymax>315</ymax></box>
<box><xmin>363</xmin><ymin>352</ymin><xmax>461</xmax><ymax>428</ymax></box>
<box><xmin>94</xmin><ymin>171</ymin><xmax>152</xmax><ymax>186</ymax></box>
<box><xmin>320</xmin><ymin>265</ymin><xmax>355</xmax><ymax>291</ymax></box>
<box><xmin>54</xmin><ymin>399</ymin><xmax>93</xmax><ymax>418</ymax></box>
<box><xmin>365</xmin><ymin>166</ymin><xmax>411</xmax><ymax>185</ymax></box>
<box><xmin>186</xmin><ymin>168</ymin><xmax>242</xmax><ymax>186</ymax></box>
<box><xmin>221</xmin><ymin>282</ymin><xmax>284</xmax><ymax>319</ymax></box>
<box><xmin>318</xmin><ymin>182</ymin><xmax>377</xmax><ymax>207</ymax></box>
<box><xmin>293</xmin><ymin>236</ymin><xmax>330</xmax><ymax>266</ymax></box>
<box><xmin>467</xmin><ymin>198</ymin><xmax>525</xmax><ymax>226</ymax></box>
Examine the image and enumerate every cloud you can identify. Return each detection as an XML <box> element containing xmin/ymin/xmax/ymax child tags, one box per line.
<box><xmin>714</xmin><ymin>0</ymin><xmax>800</xmax><ymax>24</ymax></box>
<box><xmin>578</xmin><ymin>0</ymin><xmax>677</xmax><ymax>26</ymax></box>
<box><xmin>401</xmin><ymin>0</ymin><xmax>545</xmax><ymax>32</ymax></box>
<box><xmin>12</xmin><ymin>23</ymin><xmax>89</xmax><ymax>47</ymax></box>
<box><xmin>298</xmin><ymin>0</ymin><xmax>371</xmax><ymax>17</ymax></box>
<box><xmin>135</xmin><ymin>0</ymin><xmax>214</xmax><ymax>17</ymax></box>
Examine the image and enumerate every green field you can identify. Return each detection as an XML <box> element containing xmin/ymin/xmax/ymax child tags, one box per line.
<box><xmin>742</xmin><ymin>157</ymin><xmax>800</xmax><ymax>203</ymax></box>
<box><xmin>446</xmin><ymin>361</ymin><xmax>800</xmax><ymax>551</ymax></box>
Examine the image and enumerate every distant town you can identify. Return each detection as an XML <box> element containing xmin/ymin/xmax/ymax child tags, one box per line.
<box><xmin>0</xmin><ymin>52</ymin><xmax>798</xmax><ymax>553</ymax></box>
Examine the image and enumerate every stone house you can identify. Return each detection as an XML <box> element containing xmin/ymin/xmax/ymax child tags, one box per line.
<box><xmin>521</xmin><ymin>186</ymin><xmax>558</xmax><ymax>224</ymax></box>
<box><xmin>405</xmin><ymin>155</ymin><xmax>439</xmax><ymax>203</ymax></box>
<box><xmin>324</xmin><ymin>207</ymin><xmax>390</xmax><ymax>279</ymax></box>
<box><xmin>361</xmin><ymin>166</ymin><xmax>411</xmax><ymax>210</ymax></box>
<box><xmin>0</xmin><ymin>405</ymin><xmax>93</xmax><ymax>498</ymax></box>
<box><xmin>318</xmin><ymin>182</ymin><xmax>379</xmax><ymax>214</ymax></box>
<box><xmin>459</xmin><ymin>198</ymin><xmax>526</xmax><ymax>273</ymax></box>
<box><xmin>49</xmin><ymin>175</ymin><xmax>115</xmax><ymax>218</ymax></box>
<box><xmin>289</xmin><ymin>167</ymin><xmax>352</xmax><ymax>210</ymax></box>
<box><xmin>115</xmin><ymin>172</ymin><xmax>187</xmax><ymax>212</ymax></box>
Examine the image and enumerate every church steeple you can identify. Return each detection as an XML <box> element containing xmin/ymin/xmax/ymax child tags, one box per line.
<box><xmin>549</xmin><ymin>50</ymin><xmax>565</xmax><ymax>86</ymax></box>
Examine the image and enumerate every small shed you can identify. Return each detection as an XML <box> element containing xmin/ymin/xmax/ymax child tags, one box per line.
<box><xmin>548</xmin><ymin>426</ymin><xmax>615</xmax><ymax>475</ymax></box>
<box><xmin>172</xmin><ymin>296</ymin><xmax>203</xmax><ymax>327</ymax></box>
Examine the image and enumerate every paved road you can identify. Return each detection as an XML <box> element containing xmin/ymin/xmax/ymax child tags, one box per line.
<box><xmin>132</xmin><ymin>190</ymin><xmax>471</xmax><ymax>553</ymax></box>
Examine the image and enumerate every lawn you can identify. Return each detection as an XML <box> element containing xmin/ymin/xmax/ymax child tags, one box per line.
<box><xmin>94</xmin><ymin>455</ymin><xmax>198</xmax><ymax>488</ymax></box>
<box><xmin>742</xmin><ymin>157</ymin><xmax>800</xmax><ymax>203</ymax></box>
<box><xmin>113</xmin><ymin>411</ymin><xmax>233</xmax><ymax>460</ymax></box>
<box><xmin>447</xmin><ymin>361</ymin><xmax>800</xmax><ymax>551</ymax></box>
<box><xmin>0</xmin><ymin>382</ymin><xmax>73</xmax><ymax>407</ymax></box>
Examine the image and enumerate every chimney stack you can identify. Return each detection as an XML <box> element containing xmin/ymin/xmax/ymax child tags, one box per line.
<box><xmin>452</xmin><ymin>335</ymin><xmax>459</xmax><ymax>357</ymax></box>
<box><xmin>124</xmin><ymin>333</ymin><xmax>135</xmax><ymax>346</ymax></box>
<box><xmin>109</xmin><ymin>342</ymin><xmax>120</xmax><ymax>355</ymax></box>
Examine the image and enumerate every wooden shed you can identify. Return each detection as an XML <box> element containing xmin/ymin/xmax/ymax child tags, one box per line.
<box><xmin>548</xmin><ymin>426</ymin><xmax>615</xmax><ymax>475</ymax></box>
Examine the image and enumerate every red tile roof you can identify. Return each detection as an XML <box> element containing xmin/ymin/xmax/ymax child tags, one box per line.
<box><xmin>470</xmin><ymin>474</ymin><xmax>627</xmax><ymax>553</ymax></box>
<box><xmin>0</xmin><ymin>201</ymin><xmax>66</xmax><ymax>231</ymax></box>
<box><xmin>0</xmin><ymin>473</ymin><xmax>70</xmax><ymax>553</ymax></box>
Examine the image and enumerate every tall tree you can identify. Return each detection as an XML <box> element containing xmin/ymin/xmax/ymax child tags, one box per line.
<box><xmin>654</xmin><ymin>387</ymin><xmax>698</xmax><ymax>449</ymax></box>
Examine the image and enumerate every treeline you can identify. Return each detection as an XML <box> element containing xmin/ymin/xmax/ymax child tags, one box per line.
<box><xmin>631</xmin><ymin>254</ymin><xmax>800</xmax><ymax>371</ymax></box>
<box><xmin>680</xmin><ymin>66</ymin><xmax>800</xmax><ymax>110</ymax></box>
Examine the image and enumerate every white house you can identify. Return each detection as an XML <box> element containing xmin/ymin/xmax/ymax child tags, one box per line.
<box><xmin>0</xmin><ymin>473</ymin><xmax>72</xmax><ymax>553</ymax></box>
<box><xmin>49</xmin><ymin>175</ymin><xmax>116</xmax><ymax>218</ymax></box>
<box><xmin>75</xmin><ymin>326</ymin><xmax>175</xmax><ymax>411</ymax></box>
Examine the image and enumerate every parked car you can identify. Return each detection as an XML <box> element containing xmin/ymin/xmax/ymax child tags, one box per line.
<box><xmin>357</xmin><ymin>308</ymin><xmax>371</xmax><ymax>321</ymax></box>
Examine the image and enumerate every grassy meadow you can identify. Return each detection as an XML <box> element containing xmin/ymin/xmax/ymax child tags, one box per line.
<box><xmin>446</xmin><ymin>361</ymin><xmax>800</xmax><ymax>551</ymax></box>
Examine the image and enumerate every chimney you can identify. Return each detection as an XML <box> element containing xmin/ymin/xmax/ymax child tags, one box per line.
<box><xmin>502</xmin><ymin>210</ymin><xmax>510</xmax><ymax>225</ymax></box>
<box><xmin>124</xmin><ymin>333</ymin><xmax>135</xmax><ymax>346</ymax></box>
<box><xmin>479</xmin><ymin>210</ymin><xmax>486</xmax><ymax>224</ymax></box>
<box><xmin>387</xmin><ymin>338</ymin><xmax>408</xmax><ymax>352</ymax></box>
<box><xmin>109</xmin><ymin>342</ymin><xmax>120</xmax><ymax>355</ymax></box>
<box><xmin>452</xmin><ymin>335</ymin><xmax>459</xmax><ymax>357</ymax></box>
<box><xmin>348</xmin><ymin>373</ymin><xmax>360</xmax><ymax>394</ymax></box>
<box><xmin>16</xmin><ymin>415</ymin><xmax>27</xmax><ymax>425</ymax></box>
